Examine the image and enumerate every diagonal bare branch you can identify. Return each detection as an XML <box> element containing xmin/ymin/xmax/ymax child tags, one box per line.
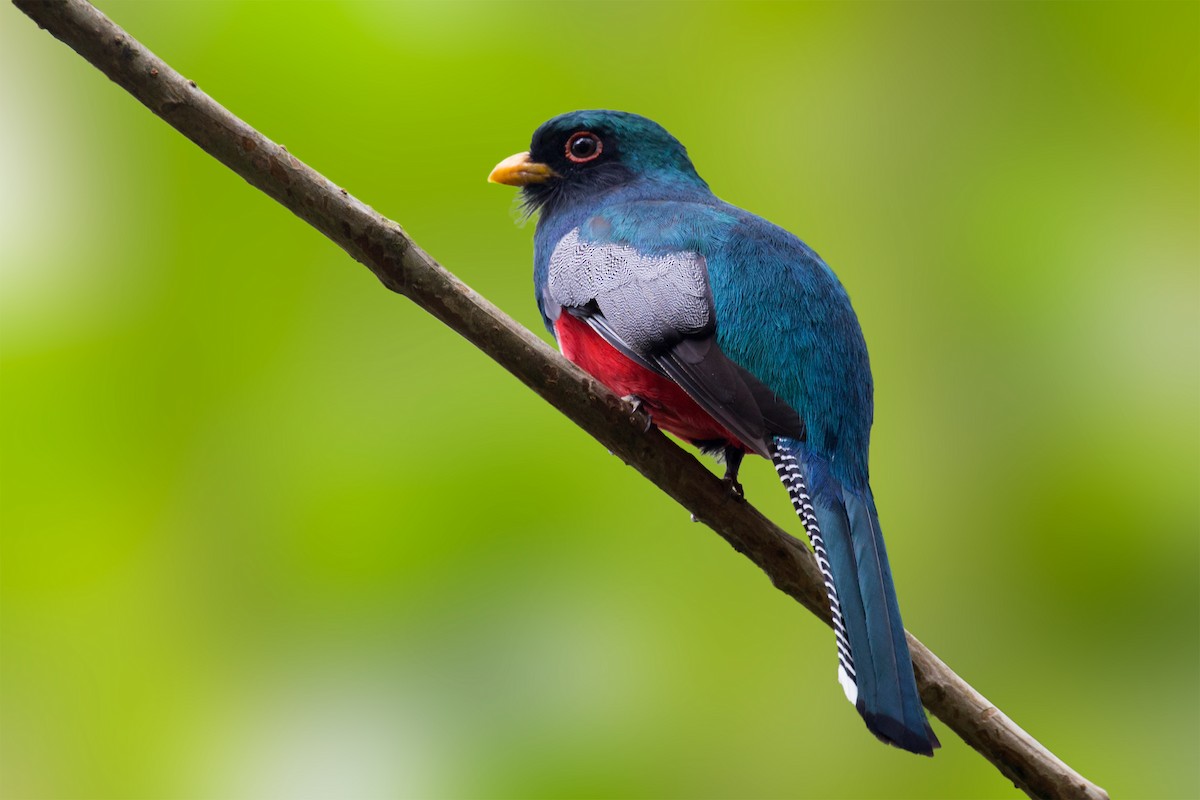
<box><xmin>10</xmin><ymin>2</ymin><xmax>1108</xmax><ymax>798</ymax></box>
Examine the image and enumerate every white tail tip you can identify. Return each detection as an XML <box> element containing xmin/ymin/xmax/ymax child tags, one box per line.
<box><xmin>838</xmin><ymin>665</ymin><xmax>859</xmax><ymax>706</ymax></box>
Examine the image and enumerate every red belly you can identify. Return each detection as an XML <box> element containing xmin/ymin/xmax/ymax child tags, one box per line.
<box><xmin>554</xmin><ymin>312</ymin><xmax>748</xmax><ymax>450</ymax></box>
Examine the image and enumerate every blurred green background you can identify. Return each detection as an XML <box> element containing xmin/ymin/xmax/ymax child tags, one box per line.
<box><xmin>2</xmin><ymin>1</ymin><xmax>1196</xmax><ymax>798</ymax></box>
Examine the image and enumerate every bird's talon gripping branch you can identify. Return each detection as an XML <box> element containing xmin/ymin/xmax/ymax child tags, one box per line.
<box><xmin>722</xmin><ymin>447</ymin><xmax>745</xmax><ymax>499</ymax></box>
<box><xmin>622</xmin><ymin>394</ymin><xmax>654</xmax><ymax>432</ymax></box>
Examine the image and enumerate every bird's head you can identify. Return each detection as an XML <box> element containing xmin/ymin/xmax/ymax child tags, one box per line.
<box><xmin>489</xmin><ymin>110</ymin><xmax>707</xmax><ymax>217</ymax></box>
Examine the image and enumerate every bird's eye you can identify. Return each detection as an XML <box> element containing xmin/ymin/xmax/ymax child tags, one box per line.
<box><xmin>565</xmin><ymin>131</ymin><xmax>602</xmax><ymax>163</ymax></box>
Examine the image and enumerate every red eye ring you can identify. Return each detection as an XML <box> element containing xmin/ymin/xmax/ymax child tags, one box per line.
<box><xmin>565</xmin><ymin>131</ymin><xmax>602</xmax><ymax>163</ymax></box>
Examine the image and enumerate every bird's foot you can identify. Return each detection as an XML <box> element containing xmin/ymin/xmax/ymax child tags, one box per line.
<box><xmin>622</xmin><ymin>394</ymin><xmax>654</xmax><ymax>433</ymax></box>
<box><xmin>722</xmin><ymin>447</ymin><xmax>745</xmax><ymax>500</ymax></box>
<box><xmin>722</xmin><ymin>475</ymin><xmax>745</xmax><ymax>499</ymax></box>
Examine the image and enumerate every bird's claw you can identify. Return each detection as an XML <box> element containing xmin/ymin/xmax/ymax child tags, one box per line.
<box><xmin>622</xmin><ymin>394</ymin><xmax>654</xmax><ymax>433</ymax></box>
<box><xmin>723</xmin><ymin>475</ymin><xmax>745</xmax><ymax>499</ymax></box>
<box><xmin>721</xmin><ymin>447</ymin><xmax>745</xmax><ymax>500</ymax></box>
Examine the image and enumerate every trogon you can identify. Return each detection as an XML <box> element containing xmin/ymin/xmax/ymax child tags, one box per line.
<box><xmin>489</xmin><ymin>110</ymin><xmax>938</xmax><ymax>755</ymax></box>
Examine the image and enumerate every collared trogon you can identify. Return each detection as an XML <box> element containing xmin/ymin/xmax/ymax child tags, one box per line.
<box><xmin>489</xmin><ymin>110</ymin><xmax>939</xmax><ymax>755</ymax></box>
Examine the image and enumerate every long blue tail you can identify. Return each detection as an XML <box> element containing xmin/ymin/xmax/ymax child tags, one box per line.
<box><xmin>771</xmin><ymin>438</ymin><xmax>939</xmax><ymax>755</ymax></box>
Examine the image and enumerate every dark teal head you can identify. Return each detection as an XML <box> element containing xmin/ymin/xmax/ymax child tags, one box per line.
<box><xmin>489</xmin><ymin>110</ymin><xmax>708</xmax><ymax>216</ymax></box>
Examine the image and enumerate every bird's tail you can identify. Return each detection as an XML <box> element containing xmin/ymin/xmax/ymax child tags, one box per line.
<box><xmin>771</xmin><ymin>438</ymin><xmax>939</xmax><ymax>755</ymax></box>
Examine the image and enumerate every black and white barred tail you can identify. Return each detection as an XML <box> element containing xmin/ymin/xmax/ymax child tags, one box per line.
<box><xmin>770</xmin><ymin>437</ymin><xmax>939</xmax><ymax>755</ymax></box>
<box><xmin>770</xmin><ymin>441</ymin><xmax>858</xmax><ymax>706</ymax></box>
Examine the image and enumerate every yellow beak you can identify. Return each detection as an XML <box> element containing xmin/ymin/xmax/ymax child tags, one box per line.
<box><xmin>488</xmin><ymin>151</ymin><xmax>558</xmax><ymax>186</ymax></box>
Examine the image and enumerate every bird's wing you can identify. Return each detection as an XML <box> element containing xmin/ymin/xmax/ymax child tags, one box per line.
<box><xmin>544</xmin><ymin>225</ymin><xmax>801</xmax><ymax>456</ymax></box>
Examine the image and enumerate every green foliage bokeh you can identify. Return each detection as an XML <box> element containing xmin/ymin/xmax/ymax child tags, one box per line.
<box><xmin>2</xmin><ymin>2</ymin><xmax>1197</xmax><ymax>798</ymax></box>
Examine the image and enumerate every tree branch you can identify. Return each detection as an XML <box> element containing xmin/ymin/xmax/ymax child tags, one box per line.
<box><xmin>11</xmin><ymin>2</ymin><xmax>1108</xmax><ymax>798</ymax></box>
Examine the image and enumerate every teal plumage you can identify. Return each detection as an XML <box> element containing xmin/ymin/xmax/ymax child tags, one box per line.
<box><xmin>492</xmin><ymin>110</ymin><xmax>938</xmax><ymax>755</ymax></box>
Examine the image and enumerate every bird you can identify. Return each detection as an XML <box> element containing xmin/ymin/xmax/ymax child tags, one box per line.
<box><xmin>489</xmin><ymin>110</ymin><xmax>939</xmax><ymax>755</ymax></box>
